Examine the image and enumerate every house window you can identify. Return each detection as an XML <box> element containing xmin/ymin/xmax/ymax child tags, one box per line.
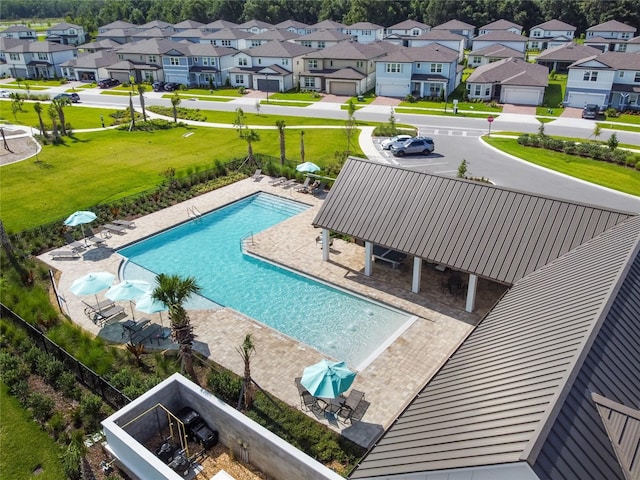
<box><xmin>533</xmin><ymin>30</ymin><xmax>541</xmax><ymax>37</ymax></box>
<box><xmin>38</xmin><ymin>52</ymin><xmax>48</xmax><ymax>60</ymax></box>
<box><xmin>258</xmin><ymin>58</ymin><xmax>261</xmax><ymax>64</ymax></box>
<box><xmin>238</xmin><ymin>57</ymin><xmax>247</xmax><ymax>66</ymax></box>
<box><xmin>635</xmin><ymin>72</ymin><xmax>640</xmax><ymax>83</ymax></box>
<box><xmin>619</xmin><ymin>71</ymin><xmax>624</xmax><ymax>78</ymax></box>
<box><xmin>416</xmin><ymin>63</ymin><xmax>421</xmax><ymax>68</ymax></box>
<box><xmin>118</xmin><ymin>54</ymin><xmax>123</xmax><ymax>60</ymax></box>
<box><xmin>474</xmin><ymin>85</ymin><xmax>481</xmax><ymax>95</ymax></box>
<box><xmin>304</xmin><ymin>77</ymin><xmax>315</xmax><ymax>88</ymax></box>
<box><xmin>529</xmin><ymin>42</ymin><xmax>539</xmax><ymax>50</ymax></box>
<box><xmin>618</xmin><ymin>44</ymin><xmax>627</xmax><ymax>52</ymax></box>
<box><xmin>302</xmin><ymin>41</ymin><xmax>312</xmax><ymax>47</ymax></box>
<box><xmin>202</xmin><ymin>58</ymin><xmax>208</xmax><ymax>65</ymax></box>
<box><xmin>8</xmin><ymin>53</ymin><xmax>19</xmax><ymax>60</ymax></box>
<box><xmin>583</xmin><ymin>71</ymin><xmax>598</xmax><ymax>81</ymax></box>
<box><xmin>210</xmin><ymin>58</ymin><xmax>216</xmax><ymax>66</ymax></box>
<box><xmin>386</xmin><ymin>63</ymin><xmax>402</xmax><ymax>73</ymax></box>
<box><xmin>194</xmin><ymin>57</ymin><xmax>199</xmax><ymax>63</ymax></box>
<box><xmin>251</xmin><ymin>40</ymin><xmax>261</xmax><ymax>47</ymax></box>
<box><xmin>412</xmin><ymin>29</ymin><xmax>420</xmax><ymax>36</ymax></box>
<box><xmin>221</xmin><ymin>40</ymin><xmax>231</xmax><ymax>46</ymax></box>
<box><xmin>429</xmin><ymin>83</ymin><xmax>440</xmax><ymax>94</ymax></box>
<box><xmin>345</xmin><ymin>30</ymin><xmax>352</xmax><ymax>35</ymax></box>
<box><xmin>170</xmin><ymin>57</ymin><xmax>180</xmax><ymax>66</ymax></box>
<box><xmin>356</xmin><ymin>61</ymin><xmax>363</xmax><ymax>68</ymax></box>
<box><xmin>430</xmin><ymin>63</ymin><xmax>442</xmax><ymax>73</ymax></box>
<box><xmin>317</xmin><ymin>41</ymin><xmax>325</xmax><ymax>48</ymax></box>
<box><xmin>282</xmin><ymin>58</ymin><xmax>289</xmax><ymax>65</ymax></box>
<box><xmin>472</xmin><ymin>56</ymin><xmax>481</xmax><ymax>63</ymax></box>
<box><xmin>148</xmin><ymin>55</ymin><xmax>156</xmax><ymax>63</ymax></box>
<box><xmin>621</xmin><ymin>32</ymin><xmax>630</xmax><ymax>39</ymax></box>
<box><xmin>485</xmin><ymin>86</ymin><xmax>490</xmax><ymax>95</ymax></box>
<box><xmin>235</xmin><ymin>75</ymin><xmax>244</xmax><ymax>84</ymax></box>
<box><xmin>362</xmin><ymin>30</ymin><xmax>371</xmax><ymax>35</ymax></box>
<box><xmin>308</xmin><ymin>59</ymin><xmax>318</xmax><ymax>69</ymax></box>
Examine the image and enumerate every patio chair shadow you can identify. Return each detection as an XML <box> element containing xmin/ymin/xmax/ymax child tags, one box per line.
<box><xmin>82</xmin><ymin>247</ymin><xmax>115</xmax><ymax>262</ymax></box>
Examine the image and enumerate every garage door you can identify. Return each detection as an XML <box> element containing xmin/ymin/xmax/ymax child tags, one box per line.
<box><xmin>165</xmin><ymin>75</ymin><xmax>183</xmax><ymax>84</ymax></box>
<box><xmin>378</xmin><ymin>84</ymin><xmax>407</xmax><ymax>98</ymax></box>
<box><xmin>566</xmin><ymin>92</ymin><xmax>607</xmax><ymax>108</ymax></box>
<box><xmin>330</xmin><ymin>81</ymin><xmax>356</xmax><ymax>96</ymax></box>
<box><xmin>502</xmin><ymin>88</ymin><xmax>540</xmax><ymax>105</ymax></box>
<box><xmin>257</xmin><ymin>79</ymin><xmax>279</xmax><ymax>92</ymax></box>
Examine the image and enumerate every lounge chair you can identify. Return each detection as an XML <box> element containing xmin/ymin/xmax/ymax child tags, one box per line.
<box><xmin>63</xmin><ymin>232</ymin><xmax>86</xmax><ymax>252</ymax></box>
<box><xmin>372</xmin><ymin>245</ymin><xmax>407</xmax><ymax>269</ymax></box>
<box><xmin>83</xmin><ymin>299</ymin><xmax>115</xmax><ymax>318</ymax></box>
<box><xmin>337</xmin><ymin>389</ymin><xmax>365</xmax><ymax>424</ymax></box>
<box><xmin>102</xmin><ymin>223</ymin><xmax>128</xmax><ymax>235</ymax></box>
<box><xmin>84</xmin><ymin>228</ymin><xmax>107</xmax><ymax>247</ymax></box>
<box><xmin>295</xmin><ymin>377</ymin><xmax>323</xmax><ymax>412</ymax></box>
<box><xmin>312</xmin><ymin>181</ymin><xmax>326</xmax><ymax>196</ymax></box>
<box><xmin>294</xmin><ymin>177</ymin><xmax>311</xmax><ymax>192</ymax></box>
<box><xmin>281</xmin><ymin>178</ymin><xmax>298</xmax><ymax>189</ymax></box>
<box><xmin>112</xmin><ymin>219</ymin><xmax>135</xmax><ymax>228</ymax></box>
<box><xmin>49</xmin><ymin>249</ymin><xmax>80</xmax><ymax>260</ymax></box>
<box><xmin>268</xmin><ymin>176</ymin><xmax>286</xmax><ymax>186</ymax></box>
<box><xmin>251</xmin><ymin>169</ymin><xmax>263</xmax><ymax>181</ymax></box>
<box><xmin>129</xmin><ymin>323</ymin><xmax>163</xmax><ymax>345</ymax></box>
<box><xmin>93</xmin><ymin>305</ymin><xmax>126</xmax><ymax>326</ymax></box>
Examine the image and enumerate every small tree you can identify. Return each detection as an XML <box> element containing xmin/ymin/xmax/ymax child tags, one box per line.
<box><xmin>344</xmin><ymin>99</ymin><xmax>357</xmax><ymax>153</ymax></box>
<box><xmin>300</xmin><ymin>130</ymin><xmax>305</xmax><ymax>162</ymax></box>
<box><xmin>538</xmin><ymin>122</ymin><xmax>545</xmax><ymax>138</ymax></box>
<box><xmin>10</xmin><ymin>94</ymin><xmax>24</xmax><ymax>122</ymax></box>
<box><xmin>242</xmin><ymin>127</ymin><xmax>260</xmax><ymax>163</ymax></box>
<box><xmin>388</xmin><ymin>108</ymin><xmax>396</xmax><ymax>131</ymax></box>
<box><xmin>276</xmin><ymin>120</ymin><xmax>286</xmax><ymax>165</ymax></box>
<box><xmin>52</xmin><ymin>97</ymin><xmax>70</xmax><ymax>136</ymax></box>
<box><xmin>170</xmin><ymin>93</ymin><xmax>181</xmax><ymax>123</ymax></box>
<box><xmin>457</xmin><ymin>159</ymin><xmax>468</xmax><ymax>178</ymax></box>
<box><xmin>233</xmin><ymin>107</ymin><xmax>245</xmax><ymax>134</ymax></box>
<box><xmin>34</xmin><ymin>101</ymin><xmax>46</xmax><ymax>136</ymax></box>
<box><xmin>47</xmin><ymin>103</ymin><xmax>59</xmax><ymax>140</ymax></box>
<box><xmin>128</xmin><ymin>92</ymin><xmax>136</xmax><ymax>128</ymax></box>
<box><xmin>237</xmin><ymin>334</ymin><xmax>256</xmax><ymax>411</ymax></box>
<box><xmin>137</xmin><ymin>83</ymin><xmax>147</xmax><ymax>121</ymax></box>
<box><xmin>607</xmin><ymin>133</ymin><xmax>618</xmax><ymax>151</ymax></box>
<box><xmin>592</xmin><ymin>124</ymin><xmax>602</xmax><ymax>142</ymax></box>
<box><xmin>255</xmin><ymin>100</ymin><xmax>261</xmax><ymax>115</ymax></box>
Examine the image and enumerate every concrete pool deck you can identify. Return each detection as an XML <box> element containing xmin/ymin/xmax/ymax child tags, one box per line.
<box><xmin>41</xmin><ymin>177</ymin><xmax>507</xmax><ymax>449</ymax></box>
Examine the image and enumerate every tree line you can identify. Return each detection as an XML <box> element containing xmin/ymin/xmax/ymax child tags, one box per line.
<box><xmin>2</xmin><ymin>0</ymin><xmax>639</xmax><ymax>39</ymax></box>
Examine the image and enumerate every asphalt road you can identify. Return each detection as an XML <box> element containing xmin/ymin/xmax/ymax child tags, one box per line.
<box><xmin>74</xmin><ymin>90</ymin><xmax>640</xmax><ymax>213</ymax></box>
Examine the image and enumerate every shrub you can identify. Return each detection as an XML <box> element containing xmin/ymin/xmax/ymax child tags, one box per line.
<box><xmin>404</xmin><ymin>94</ymin><xmax>416</xmax><ymax>103</ymax></box>
<box><xmin>29</xmin><ymin>392</ymin><xmax>55</xmax><ymax>423</ymax></box>
<box><xmin>207</xmin><ymin>368</ymin><xmax>242</xmax><ymax>404</ymax></box>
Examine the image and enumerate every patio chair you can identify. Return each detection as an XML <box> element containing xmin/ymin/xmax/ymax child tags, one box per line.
<box><xmin>112</xmin><ymin>219</ymin><xmax>135</xmax><ymax>228</ymax></box>
<box><xmin>295</xmin><ymin>377</ymin><xmax>323</xmax><ymax>412</ymax></box>
<box><xmin>49</xmin><ymin>249</ymin><xmax>80</xmax><ymax>260</ymax></box>
<box><xmin>93</xmin><ymin>305</ymin><xmax>126</xmax><ymax>326</ymax></box>
<box><xmin>251</xmin><ymin>169</ymin><xmax>263</xmax><ymax>181</ymax></box>
<box><xmin>102</xmin><ymin>223</ymin><xmax>128</xmax><ymax>235</ymax></box>
<box><xmin>83</xmin><ymin>299</ymin><xmax>115</xmax><ymax>318</ymax></box>
<box><xmin>281</xmin><ymin>178</ymin><xmax>298</xmax><ymax>189</ymax></box>
<box><xmin>312</xmin><ymin>181</ymin><xmax>326</xmax><ymax>196</ymax></box>
<box><xmin>337</xmin><ymin>389</ymin><xmax>365</xmax><ymax>424</ymax></box>
<box><xmin>64</xmin><ymin>232</ymin><xmax>86</xmax><ymax>252</ymax></box>
<box><xmin>294</xmin><ymin>177</ymin><xmax>311</xmax><ymax>192</ymax></box>
<box><xmin>84</xmin><ymin>228</ymin><xmax>107</xmax><ymax>247</ymax></box>
<box><xmin>268</xmin><ymin>176</ymin><xmax>286</xmax><ymax>186</ymax></box>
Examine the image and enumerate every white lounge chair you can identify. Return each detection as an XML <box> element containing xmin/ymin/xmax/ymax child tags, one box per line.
<box><xmin>294</xmin><ymin>177</ymin><xmax>312</xmax><ymax>192</ymax></box>
<box><xmin>251</xmin><ymin>169</ymin><xmax>263</xmax><ymax>181</ymax></box>
<box><xmin>268</xmin><ymin>176</ymin><xmax>286</xmax><ymax>186</ymax></box>
<box><xmin>64</xmin><ymin>232</ymin><xmax>86</xmax><ymax>252</ymax></box>
<box><xmin>49</xmin><ymin>249</ymin><xmax>80</xmax><ymax>260</ymax></box>
<box><xmin>112</xmin><ymin>219</ymin><xmax>135</xmax><ymax>228</ymax></box>
<box><xmin>84</xmin><ymin>228</ymin><xmax>107</xmax><ymax>247</ymax></box>
<box><xmin>102</xmin><ymin>223</ymin><xmax>127</xmax><ymax>235</ymax></box>
<box><xmin>281</xmin><ymin>179</ymin><xmax>298</xmax><ymax>189</ymax></box>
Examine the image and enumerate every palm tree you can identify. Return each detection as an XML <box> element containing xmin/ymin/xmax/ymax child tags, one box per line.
<box><xmin>151</xmin><ymin>273</ymin><xmax>201</xmax><ymax>383</ymax></box>
<box><xmin>137</xmin><ymin>83</ymin><xmax>147</xmax><ymax>121</ymax></box>
<box><xmin>33</xmin><ymin>102</ymin><xmax>46</xmax><ymax>136</ymax></box>
<box><xmin>242</xmin><ymin>127</ymin><xmax>260</xmax><ymax>164</ymax></box>
<box><xmin>236</xmin><ymin>334</ymin><xmax>256</xmax><ymax>410</ymax></box>
<box><xmin>128</xmin><ymin>92</ymin><xmax>136</xmax><ymax>129</ymax></box>
<box><xmin>52</xmin><ymin>97</ymin><xmax>70</xmax><ymax>136</ymax></box>
<box><xmin>171</xmin><ymin>93</ymin><xmax>181</xmax><ymax>123</ymax></box>
<box><xmin>276</xmin><ymin>120</ymin><xmax>286</xmax><ymax>165</ymax></box>
<box><xmin>300</xmin><ymin>130</ymin><xmax>305</xmax><ymax>162</ymax></box>
<box><xmin>47</xmin><ymin>104</ymin><xmax>59</xmax><ymax>140</ymax></box>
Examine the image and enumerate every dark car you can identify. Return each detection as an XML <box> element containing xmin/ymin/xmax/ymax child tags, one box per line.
<box><xmin>53</xmin><ymin>92</ymin><xmax>80</xmax><ymax>103</ymax></box>
<box><xmin>163</xmin><ymin>82</ymin><xmax>180</xmax><ymax>92</ymax></box>
<box><xmin>97</xmin><ymin>78</ymin><xmax>119</xmax><ymax>89</ymax></box>
<box><xmin>390</xmin><ymin>137</ymin><xmax>435</xmax><ymax>156</ymax></box>
<box><xmin>582</xmin><ymin>104</ymin><xmax>599</xmax><ymax>119</ymax></box>
<box><xmin>152</xmin><ymin>81</ymin><xmax>165</xmax><ymax>92</ymax></box>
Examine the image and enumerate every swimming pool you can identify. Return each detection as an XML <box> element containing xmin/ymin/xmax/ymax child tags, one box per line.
<box><xmin>119</xmin><ymin>193</ymin><xmax>413</xmax><ymax>369</ymax></box>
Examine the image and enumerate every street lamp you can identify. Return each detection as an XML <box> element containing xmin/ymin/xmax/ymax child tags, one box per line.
<box><xmin>265</xmin><ymin>73</ymin><xmax>269</xmax><ymax>104</ymax></box>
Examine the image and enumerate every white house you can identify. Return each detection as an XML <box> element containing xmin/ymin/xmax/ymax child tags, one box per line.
<box><xmin>245</xmin><ymin>29</ymin><xmax>300</xmax><ymax>49</ymax></box>
<box><xmin>235</xmin><ymin>19</ymin><xmax>275</xmax><ymax>35</ymax></box>
<box><xmin>472</xmin><ymin>31</ymin><xmax>528</xmax><ymax>54</ymax></box>
<box><xmin>5</xmin><ymin>40</ymin><xmax>76</xmax><ymax>79</ymax></box>
<box><xmin>528</xmin><ymin>19</ymin><xmax>576</xmax><ymax>51</ymax></box>
<box><xmin>585</xmin><ymin>20</ymin><xmax>637</xmax><ymax>52</ymax></box>
<box><xmin>536</xmin><ymin>42</ymin><xmax>602</xmax><ymax>73</ymax></box>
<box><xmin>0</xmin><ymin>25</ymin><xmax>37</xmax><ymax>41</ymax></box>
<box><xmin>385</xmin><ymin>19</ymin><xmax>431</xmax><ymax>44</ymax></box>
<box><xmin>478</xmin><ymin>19</ymin><xmax>522</xmax><ymax>36</ymax></box>
<box><xmin>626</xmin><ymin>36</ymin><xmax>640</xmax><ymax>53</ymax></box>
<box><xmin>275</xmin><ymin>19</ymin><xmax>312</xmax><ymax>36</ymax></box>
<box><xmin>407</xmin><ymin>30</ymin><xmax>465</xmax><ymax>62</ymax></box>
<box><xmin>60</xmin><ymin>50</ymin><xmax>119</xmax><ymax>82</ymax></box>
<box><xmin>467</xmin><ymin>44</ymin><xmax>524</xmax><ymax>68</ymax></box>
<box><xmin>466</xmin><ymin>57</ymin><xmax>548</xmax><ymax>105</ymax></box>
<box><xmin>201</xmin><ymin>28</ymin><xmax>252</xmax><ymax>49</ymax></box>
<box><xmin>375</xmin><ymin>43</ymin><xmax>460</xmax><ymax>98</ymax></box>
<box><xmin>293</xmin><ymin>29</ymin><xmax>353</xmax><ymax>50</ymax></box>
<box><xmin>432</xmin><ymin>20</ymin><xmax>475</xmax><ymax>48</ymax></box>
<box><xmin>343</xmin><ymin>22</ymin><xmax>385</xmax><ymax>44</ymax></box>
<box><xmin>45</xmin><ymin>22</ymin><xmax>86</xmax><ymax>45</ymax></box>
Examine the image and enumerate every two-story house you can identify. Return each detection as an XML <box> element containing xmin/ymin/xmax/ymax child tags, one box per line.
<box><xmin>169</xmin><ymin>28</ymin><xmax>206</xmax><ymax>43</ymax></box>
<box><xmin>536</xmin><ymin>42</ymin><xmax>601</xmax><ymax>73</ymax></box>
<box><xmin>432</xmin><ymin>20</ymin><xmax>475</xmax><ymax>48</ymax></box>
<box><xmin>275</xmin><ymin>20</ymin><xmax>312</xmax><ymax>36</ymax></box>
<box><xmin>472</xmin><ymin>31</ymin><xmax>528</xmax><ymax>54</ymax></box>
<box><xmin>98</xmin><ymin>20</ymin><xmax>136</xmax><ymax>34</ymax></box>
<box><xmin>108</xmin><ymin>38</ymin><xmax>187</xmax><ymax>84</ymax></box>
<box><xmin>173</xmin><ymin>20</ymin><xmax>204</xmax><ymax>32</ymax></box>
<box><xmin>343</xmin><ymin>22</ymin><xmax>385</xmax><ymax>44</ymax></box>
<box><xmin>96</xmin><ymin>27</ymin><xmax>137</xmax><ymax>45</ymax></box>
<box><xmin>201</xmin><ymin>19</ymin><xmax>238</xmax><ymax>33</ymax></box>
<box><xmin>585</xmin><ymin>20</ymin><xmax>637</xmax><ymax>52</ymax></box>
<box><xmin>467</xmin><ymin>44</ymin><xmax>524</xmax><ymax>68</ymax></box>
<box><xmin>5</xmin><ymin>40</ymin><xmax>76</xmax><ymax>79</ymax></box>
<box><xmin>76</xmin><ymin>38</ymin><xmax>121</xmax><ymax>54</ymax></box>
<box><xmin>384</xmin><ymin>19</ymin><xmax>431</xmax><ymax>46</ymax></box>
<box><xmin>375</xmin><ymin>43</ymin><xmax>460</xmax><ymax>98</ymax></box>
<box><xmin>229</xmin><ymin>40</ymin><xmax>315</xmax><ymax>92</ymax></box>
<box><xmin>235</xmin><ymin>19</ymin><xmax>275</xmax><ymax>35</ymax></box>
<box><xmin>0</xmin><ymin>37</ymin><xmax>24</xmax><ymax>77</ymax></box>
<box><xmin>407</xmin><ymin>30</ymin><xmax>465</xmax><ymax>62</ymax></box>
<box><xmin>45</xmin><ymin>22</ymin><xmax>86</xmax><ymax>45</ymax></box>
<box><xmin>201</xmin><ymin>28</ymin><xmax>252</xmax><ymax>50</ymax></box>
<box><xmin>565</xmin><ymin>52</ymin><xmax>640</xmax><ymax>110</ymax></box>
<box><xmin>0</xmin><ymin>25</ymin><xmax>37</xmax><ymax>41</ymax></box>
<box><xmin>245</xmin><ymin>29</ymin><xmax>300</xmax><ymax>49</ymax></box>
<box><xmin>187</xmin><ymin>42</ymin><xmax>237</xmax><ymax>87</ymax></box>
<box><xmin>138</xmin><ymin>20</ymin><xmax>174</xmax><ymax>33</ymax></box>
<box><xmin>293</xmin><ymin>29</ymin><xmax>353</xmax><ymax>49</ymax></box>
<box><xmin>528</xmin><ymin>19</ymin><xmax>576</xmax><ymax>51</ymax></box>
<box><xmin>311</xmin><ymin>19</ymin><xmax>346</xmax><ymax>32</ymax></box>
<box><xmin>299</xmin><ymin>41</ymin><xmax>399</xmax><ymax>96</ymax></box>
<box><xmin>130</xmin><ymin>27</ymin><xmax>171</xmax><ymax>42</ymax></box>
<box><xmin>466</xmin><ymin>57</ymin><xmax>548</xmax><ymax>105</ymax></box>
<box><xmin>60</xmin><ymin>50</ymin><xmax>119</xmax><ymax>82</ymax></box>
<box><xmin>478</xmin><ymin>19</ymin><xmax>523</xmax><ymax>36</ymax></box>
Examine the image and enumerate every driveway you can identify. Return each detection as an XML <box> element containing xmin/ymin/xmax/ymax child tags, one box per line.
<box><xmin>561</xmin><ymin>107</ymin><xmax>584</xmax><ymax>118</ymax></box>
<box><xmin>502</xmin><ymin>104</ymin><xmax>537</xmax><ymax>115</ymax></box>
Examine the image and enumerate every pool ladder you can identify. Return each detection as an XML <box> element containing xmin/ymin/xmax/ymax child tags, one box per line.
<box><xmin>240</xmin><ymin>231</ymin><xmax>254</xmax><ymax>252</ymax></box>
<box><xmin>187</xmin><ymin>205</ymin><xmax>202</xmax><ymax>222</ymax></box>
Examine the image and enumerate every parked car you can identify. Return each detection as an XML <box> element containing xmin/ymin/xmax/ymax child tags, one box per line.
<box><xmin>53</xmin><ymin>92</ymin><xmax>80</xmax><ymax>103</ymax></box>
<box><xmin>164</xmin><ymin>82</ymin><xmax>181</xmax><ymax>92</ymax></box>
<box><xmin>97</xmin><ymin>78</ymin><xmax>120</xmax><ymax>89</ymax></box>
<box><xmin>581</xmin><ymin>104</ymin><xmax>600</xmax><ymax>119</ymax></box>
<box><xmin>152</xmin><ymin>81</ymin><xmax>165</xmax><ymax>92</ymax></box>
<box><xmin>381</xmin><ymin>134</ymin><xmax>413</xmax><ymax>150</ymax></box>
<box><xmin>0</xmin><ymin>90</ymin><xmax>11</xmax><ymax>98</ymax></box>
<box><xmin>390</xmin><ymin>137</ymin><xmax>435</xmax><ymax>156</ymax></box>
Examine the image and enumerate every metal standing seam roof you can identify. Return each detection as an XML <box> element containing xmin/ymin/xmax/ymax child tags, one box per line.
<box><xmin>312</xmin><ymin>158</ymin><xmax>633</xmax><ymax>286</ymax></box>
<box><xmin>350</xmin><ymin>213</ymin><xmax>640</xmax><ymax>479</ymax></box>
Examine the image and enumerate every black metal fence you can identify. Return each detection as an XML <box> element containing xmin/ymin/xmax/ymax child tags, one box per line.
<box><xmin>1</xmin><ymin>303</ymin><xmax>130</xmax><ymax>410</ymax></box>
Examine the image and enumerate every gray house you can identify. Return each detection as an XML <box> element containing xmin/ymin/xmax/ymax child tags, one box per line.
<box><xmin>313</xmin><ymin>158</ymin><xmax>640</xmax><ymax>480</ymax></box>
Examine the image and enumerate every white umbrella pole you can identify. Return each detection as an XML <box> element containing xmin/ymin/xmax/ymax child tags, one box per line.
<box><xmin>129</xmin><ymin>300</ymin><xmax>135</xmax><ymax>320</ymax></box>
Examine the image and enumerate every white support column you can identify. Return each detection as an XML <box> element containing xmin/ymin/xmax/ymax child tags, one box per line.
<box><xmin>465</xmin><ymin>274</ymin><xmax>478</xmax><ymax>313</ymax></box>
<box><xmin>321</xmin><ymin>229</ymin><xmax>330</xmax><ymax>262</ymax></box>
<box><xmin>412</xmin><ymin>257</ymin><xmax>422</xmax><ymax>293</ymax></box>
<box><xmin>364</xmin><ymin>241</ymin><xmax>373</xmax><ymax>276</ymax></box>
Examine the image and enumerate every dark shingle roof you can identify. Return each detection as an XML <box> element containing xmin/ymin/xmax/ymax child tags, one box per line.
<box><xmin>246</xmin><ymin>29</ymin><xmax>299</xmax><ymax>42</ymax></box>
<box><xmin>243</xmin><ymin>40</ymin><xmax>315</xmax><ymax>58</ymax></box>
<box><xmin>187</xmin><ymin>43</ymin><xmax>236</xmax><ymax>57</ymax></box>
<box><xmin>351</xmin><ymin>211</ymin><xmax>640</xmax><ymax>478</ymax></box>
<box><xmin>303</xmin><ymin>41</ymin><xmax>398</xmax><ymax>60</ymax></box>
<box><xmin>99</xmin><ymin>20</ymin><xmax>136</xmax><ymax>30</ymax></box>
<box><xmin>380</xmin><ymin>44</ymin><xmax>458</xmax><ymax>63</ymax></box>
<box><xmin>468</xmin><ymin>44</ymin><xmax>524</xmax><ymax>58</ymax></box>
<box><xmin>312</xmin><ymin>19</ymin><xmax>346</xmax><ymax>30</ymax></box>
<box><xmin>474</xmin><ymin>31</ymin><xmax>527</xmax><ymax>42</ymax></box>
<box><xmin>346</xmin><ymin>21</ymin><xmax>384</xmax><ymax>30</ymax></box>
<box><xmin>467</xmin><ymin>57</ymin><xmax>548</xmax><ymax>87</ymax></box>
<box><xmin>433</xmin><ymin>19</ymin><xmax>475</xmax><ymax>31</ymax></box>
<box><xmin>569</xmin><ymin>52</ymin><xmax>640</xmax><ymax>70</ymax></box>
<box><xmin>202</xmin><ymin>28</ymin><xmax>251</xmax><ymax>40</ymax></box>
<box><xmin>274</xmin><ymin>19</ymin><xmax>310</xmax><ymax>30</ymax></box>
<box><xmin>312</xmin><ymin>158</ymin><xmax>632</xmax><ymax>285</ymax></box>
<box><xmin>387</xmin><ymin>19</ymin><xmax>431</xmax><ymax>31</ymax></box>
<box><xmin>537</xmin><ymin>42</ymin><xmax>602</xmax><ymax>62</ymax></box>
<box><xmin>47</xmin><ymin>22</ymin><xmax>82</xmax><ymax>31</ymax></box>
<box><xmin>480</xmin><ymin>19</ymin><xmax>522</xmax><ymax>31</ymax></box>
<box><xmin>203</xmin><ymin>20</ymin><xmax>238</xmax><ymax>30</ymax></box>
<box><xmin>236</xmin><ymin>19</ymin><xmax>274</xmax><ymax>30</ymax></box>
<box><xmin>1</xmin><ymin>25</ymin><xmax>35</xmax><ymax>33</ymax></box>
<box><xmin>587</xmin><ymin>20</ymin><xmax>637</xmax><ymax>33</ymax></box>
<box><xmin>413</xmin><ymin>30</ymin><xmax>465</xmax><ymax>41</ymax></box>
<box><xmin>173</xmin><ymin>20</ymin><xmax>204</xmax><ymax>30</ymax></box>
<box><xmin>296</xmin><ymin>29</ymin><xmax>352</xmax><ymax>42</ymax></box>
<box><xmin>532</xmin><ymin>19</ymin><xmax>577</xmax><ymax>32</ymax></box>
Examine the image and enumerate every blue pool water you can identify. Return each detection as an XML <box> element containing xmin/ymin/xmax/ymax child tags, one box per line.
<box><xmin>118</xmin><ymin>193</ymin><xmax>413</xmax><ymax>368</ymax></box>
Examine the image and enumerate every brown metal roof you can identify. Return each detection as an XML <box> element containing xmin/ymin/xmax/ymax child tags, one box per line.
<box><xmin>312</xmin><ymin>158</ymin><xmax>633</xmax><ymax>285</ymax></box>
<box><xmin>351</xmin><ymin>214</ymin><xmax>640</xmax><ymax>478</ymax></box>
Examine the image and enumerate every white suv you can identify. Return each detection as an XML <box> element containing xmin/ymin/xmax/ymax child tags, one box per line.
<box><xmin>381</xmin><ymin>134</ymin><xmax>412</xmax><ymax>150</ymax></box>
<box><xmin>390</xmin><ymin>137</ymin><xmax>435</xmax><ymax>156</ymax></box>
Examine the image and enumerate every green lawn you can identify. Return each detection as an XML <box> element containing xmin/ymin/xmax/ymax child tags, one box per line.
<box><xmin>162</xmin><ymin>93</ymin><xmax>234</xmax><ymax>102</ymax></box>
<box><xmin>395</xmin><ymin>106</ymin><xmax>494</xmax><ymax>118</ymax></box>
<box><xmin>268</xmin><ymin>92</ymin><xmax>323</xmax><ymax>102</ymax></box>
<box><xmin>0</xmin><ymin>384</ymin><xmax>66</xmax><ymax>480</ymax></box>
<box><xmin>536</xmin><ymin>74</ymin><xmax>567</xmax><ymax>116</ymax></box>
<box><xmin>8</xmin><ymin>79</ymin><xmax>67</xmax><ymax>87</ymax></box>
<box><xmin>1</xmin><ymin>126</ymin><xmax>364</xmax><ymax>232</ymax></box>
<box><xmin>188</xmin><ymin>109</ymin><xmax>374</xmax><ymax>127</ymax></box>
<box><xmin>597</xmin><ymin>122</ymin><xmax>640</xmax><ymax>133</ymax></box>
<box><xmin>258</xmin><ymin>100</ymin><xmax>311</xmax><ymax>107</ymax></box>
<box><xmin>399</xmin><ymin>99</ymin><xmax>503</xmax><ymax>112</ymax></box>
<box><xmin>484</xmin><ymin>137</ymin><xmax>640</xmax><ymax>196</ymax></box>
<box><xmin>100</xmin><ymin>90</ymin><xmax>134</xmax><ymax>96</ymax></box>
<box><xmin>0</xmin><ymin>84</ymin><xmax>49</xmax><ymax>91</ymax></box>
<box><xmin>0</xmin><ymin>100</ymin><xmax>123</xmax><ymax>129</ymax></box>
<box><xmin>601</xmin><ymin>113</ymin><xmax>640</xmax><ymax>125</ymax></box>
